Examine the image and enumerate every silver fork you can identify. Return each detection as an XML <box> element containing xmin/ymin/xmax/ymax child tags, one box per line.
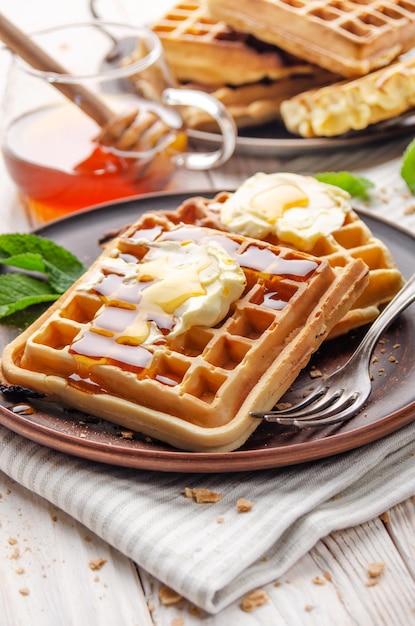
<box><xmin>250</xmin><ymin>271</ymin><xmax>415</xmax><ymax>428</ymax></box>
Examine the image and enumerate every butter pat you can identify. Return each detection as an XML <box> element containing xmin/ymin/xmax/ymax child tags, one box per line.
<box><xmin>220</xmin><ymin>172</ymin><xmax>351</xmax><ymax>251</ymax></box>
<box><xmin>78</xmin><ymin>239</ymin><xmax>246</xmax><ymax>346</ymax></box>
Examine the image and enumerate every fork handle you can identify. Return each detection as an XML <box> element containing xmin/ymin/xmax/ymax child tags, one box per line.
<box><xmin>352</xmin><ymin>271</ymin><xmax>415</xmax><ymax>361</ymax></box>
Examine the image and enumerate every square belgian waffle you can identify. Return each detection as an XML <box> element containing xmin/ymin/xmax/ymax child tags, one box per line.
<box><xmin>1</xmin><ymin>214</ymin><xmax>368</xmax><ymax>452</ymax></box>
<box><xmin>151</xmin><ymin>0</ymin><xmax>319</xmax><ymax>86</ymax></box>
<box><xmin>157</xmin><ymin>193</ymin><xmax>404</xmax><ymax>338</ymax></box>
<box><xmin>207</xmin><ymin>0</ymin><xmax>415</xmax><ymax>77</ymax></box>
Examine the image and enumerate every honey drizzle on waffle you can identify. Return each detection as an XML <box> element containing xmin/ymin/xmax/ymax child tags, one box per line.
<box><xmin>157</xmin><ymin>193</ymin><xmax>405</xmax><ymax>338</ymax></box>
<box><xmin>14</xmin><ymin>215</ymin><xmax>343</xmax><ymax>430</ymax></box>
<box><xmin>67</xmin><ymin>224</ymin><xmax>320</xmax><ymax>386</ymax></box>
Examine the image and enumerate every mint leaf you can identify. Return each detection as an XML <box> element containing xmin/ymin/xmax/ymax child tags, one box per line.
<box><xmin>401</xmin><ymin>138</ymin><xmax>415</xmax><ymax>193</ymax></box>
<box><xmin>0</xmin><ymin>233</ymin><xmax>86</xmax><ymax>321</ymax></box>
<box><xmin>314</xmin><ymin>171</ymin><xmax>375</xmax><ymax>200</ymax></box>
<box><xmin>0</xmin><ymin>273</ymin><xmax>59</xmax><ymax>318</ymax></box>
<box><xmin>0</xmin><ymin>233</ymin><xmax>85</xmax><ymax>294</ymax></box>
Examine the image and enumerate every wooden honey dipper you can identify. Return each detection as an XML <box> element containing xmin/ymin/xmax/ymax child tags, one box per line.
<box><xmin>0</xmin><ymin>14</ymin><xmax>175</xmax><ymax>153</ymax></box>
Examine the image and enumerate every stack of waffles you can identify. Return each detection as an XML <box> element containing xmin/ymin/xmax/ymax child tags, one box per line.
<box><xmin>144</xmin><ymin>0</ymin><xmax>415</xmax><ymax>136</ymax></box>
<box><xmin>147</xmin><ymin>0</ymin><xmax>341</xmax><ymax>130</ymax></box>
<box><xmin>1</xmin><ymin>195</ymin><xmax>369</xmax><ymax>453</ymax></box>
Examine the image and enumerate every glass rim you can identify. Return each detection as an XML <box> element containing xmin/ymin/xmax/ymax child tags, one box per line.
<box><xmin>13</xmin><ymin>20</ymin><xmax>164</xmax><ymax>83</ymax></box>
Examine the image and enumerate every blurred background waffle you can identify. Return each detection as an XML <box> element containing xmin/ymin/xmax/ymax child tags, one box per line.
<box><xmin>93</xmin><ymin>0</ymin><xmax>415</xmax><ymax>139</ymax></box>
<box><xmin>204</xmin><ymin>0</ymin><xmax>415</xmax><ymax>137</ymax></box>
<box><xmin>1</xmin><ymin>213</ymin><xmax>368</xmax><ymax>452</ymax></box>
<box><xmin>207</xmin><ymin>0</ymin><xmax>415</xmax><ymax>77</ymax></box>
<box><xmin>144</xmin><ymin>0</ymin><xmax>341</xmax><ymax>130</ymax></box>
<box><xmin>280</xmin><ymin>55</ymin><xmax>415</xmax><ymax>137</ymax></box>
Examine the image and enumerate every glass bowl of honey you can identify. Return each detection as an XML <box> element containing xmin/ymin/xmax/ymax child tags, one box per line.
<box><xmin>1</xmin><ymin>21</ymin><xmax>236</xmax><ymax>225</ymax></box>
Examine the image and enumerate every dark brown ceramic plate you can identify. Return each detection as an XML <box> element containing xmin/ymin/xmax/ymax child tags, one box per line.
<box><xmin>0</xmin><ymin>192</ymin><xmax>414</xmax><ymax>472</ymax></box>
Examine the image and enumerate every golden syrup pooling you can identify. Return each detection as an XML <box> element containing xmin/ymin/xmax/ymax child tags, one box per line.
<box><xmin>159</xmin><ymin>225</ymin><xmax>320</xmax><ymax>312</ymax></box>
<box><xmin>70</xmin><ymin>232</ymin><xmax>246</xmax><ymax>376</ymax></box>
<box><xmin>68</xmin><ymin>223</ymin><xmax>321</xmax><ymax>390</ymax></box>
<box><xmin>70</xmin><ymin>330</ymin><xmax>153</xmax><ymax>370</ymax></box>
<box><xmin>160</xmin><ymin>225</ymin><xmax>320</xmax><ymax>279</ymax></box>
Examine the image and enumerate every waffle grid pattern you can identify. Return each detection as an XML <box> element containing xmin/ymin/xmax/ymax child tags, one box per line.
<box><xmin>207</xmin><ymin>0</ymin><xmax>415</xmax><ymax>76</ymax></box>
<box><xmin>151</xmin><ymin>0</ymin><xmax>318</xmax><ymax>86</ymax></box>
<box><xmin>277</xmin><ymin>0</ymin><xmax>415</xmax><ymax>38</ymax></box>
<box><xmin>166</xmin><ymin>194</ymin><xmax>405</xmax><ymax>336</ymax></box>
<box><xmin>19</xmin><ymin>219</ymin><xmax>333</xmax><ymax>428</ymax></box>
<box><xmin>153</xmin><ymin>2</ymin><xmax>237</xmax><ymax>45</ymax></box>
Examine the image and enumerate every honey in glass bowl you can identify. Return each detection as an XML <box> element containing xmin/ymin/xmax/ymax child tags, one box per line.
<box><xmin>3</xmin><ymin>101</ymin><xmax>187</xmax><ymax>224</ymax></box>
<box><xmin>1</xmin><ymin>22</ymin><xmax>236</xmax><ymax>225</ymax></box>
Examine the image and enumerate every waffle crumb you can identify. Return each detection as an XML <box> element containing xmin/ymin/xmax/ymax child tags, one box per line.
<box><xmin>380</xmin><ymin>512</ymin><xmax>390</xmax><ymax>523</ymax></box>
<box><xmin>119</xmin><ymin>430</ymin><xmax>134</xmax><ymax>439</ymax></box>
<box><xmin>312</xmin><ymin>575</ymin><xmax>326</xmax><ymax>585</ymax></box>
<box><xmin>159</xmin><ymin>585</ymin><xmax>183</xmax><ymax>606</ymax></box>
<box><xmin>89</xmin><ymin>558</ymin><xmax>107</xmax><ymax>571</ymax></box>
<box><xmin>305</xmin><ymin>604</ymin><xmax>314</xmax><ymax>612</ymax></box>
<box><xmin>367</xmin><ymin>561</ymin><xmax>385</xmax><ymax>578</ymax></box>
<box><xmin>237</xmin><ymin>498</ymin><xmax>253</xmax><ymax>512</ymax></box>
<box><xmin>240</xmin><ymin>589</ymin><xmax>269</xmax><ymax>612</ymax></box>
<box><xmin>184</xmin><ymin>487</ymin><xmax>222</xmax><ymax>503</ymax></box>
<box><xmin>309</xmin><ymin>368</ymin><xmax>322</xmax><ymax>379</ymax></box>
<box><xmin>275</xmin><ymin>401</ymin><xmax>292</xmax><ymax>411</ymax></box>
<box><xmin>10</xmin><ymin>547</ymin><xmax>20</xmax><ymax>560</ymax></box>
<box><xmin>189</xmin><ymin>605</ymin><xmax>203</xmax><ymax>617</ymax></box>
<box><xmin>18</xmin><ymin>588</ymin><xmax>30</xmax><ymax>596</ymax></box>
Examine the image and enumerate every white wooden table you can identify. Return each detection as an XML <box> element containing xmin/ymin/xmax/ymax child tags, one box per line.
<box><xmin>1</xmin><ymin>2</ymin><xmax>415</xmax><ymax>624</ymax></box>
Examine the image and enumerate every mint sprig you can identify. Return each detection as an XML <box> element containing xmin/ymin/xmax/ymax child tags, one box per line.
<box><xmin>314</xmin><ymin>171</ymin><xmax>375</xmax><ymax>200</ymax></box>
<box><xmin>0</xmin><ymin>233</ymin><xmax>85</xmax><ymax>320</ymax></box>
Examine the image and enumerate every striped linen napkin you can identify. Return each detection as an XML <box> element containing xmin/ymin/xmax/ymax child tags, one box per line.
<box><xmin>1</xmin><ymin>421</ymin><xmax>414</xmax><ymax>613</ymax></box>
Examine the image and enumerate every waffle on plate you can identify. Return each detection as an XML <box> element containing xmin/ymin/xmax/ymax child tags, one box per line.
<box><xmin>1</xmin><ymin>207</ymin><xmax>368</xmax><ymax>453</ymax></box>
<box><xmin>160</xmin><ymin>173</ymin><xmax>404</xmax><ymax>338</ymax></box>
<box><xmin>206</xmin><ymin>0</ymin><xmax>415</xmax><ymax>78</ymax></box>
